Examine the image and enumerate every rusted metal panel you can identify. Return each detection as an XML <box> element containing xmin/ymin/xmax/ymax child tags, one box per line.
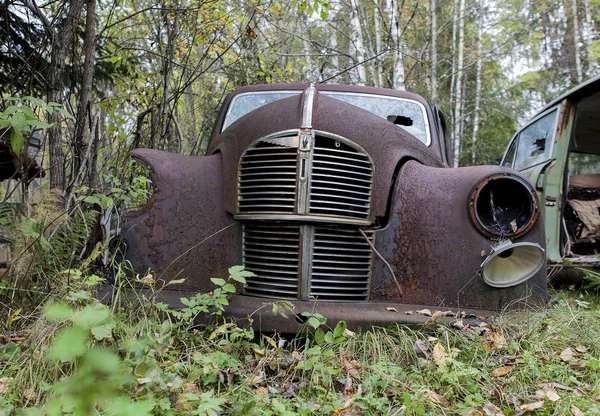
<box><xmin>372</xmin><ymin>161</ymin><xmax>547</xmax><ymax>310</ymax></box>
<box><xmin>122</xmin><ymin>149</ymin><xmax>241</xmax><ymax>290</ymax></box>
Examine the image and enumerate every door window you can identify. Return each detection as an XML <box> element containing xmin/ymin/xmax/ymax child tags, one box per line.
<box><xmin>513</xmin><ymin>109</ymin><xmax>558</xmax><ymax>171</ymax></box>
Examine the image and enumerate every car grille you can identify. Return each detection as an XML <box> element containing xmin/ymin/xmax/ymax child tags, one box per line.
<box><xmin>243</xmin><ymin>224</ymin><xmax>374</xmax><ymax>301</ymax></box>
<box><xmin>243</xmin><ymin>224</ymin><xmax>301</xmax><ymax>298</ymax></box>
<box><xmin>237</xmin><ymin>133</ymin><xmax>373</xmax><ymax>221</ymax></box>
<box><xmin>309</xmin><ymin>136</ymin><xmax>372</xmax><ymax>220</ymax></box>
<box><xmin>310</xmin><ymin>227</ymin><xmax>373</xmax><ymax>301</ymax></box>
<box><xmin>238</xmin><ymin>139</ymin><xmax>298</xmax><ymax>214</ymax></box>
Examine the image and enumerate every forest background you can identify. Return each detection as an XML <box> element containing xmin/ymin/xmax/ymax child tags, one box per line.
<box><xmin>1</xmin><ymin>0</ymin><xmax>600</xmax><ymax>199</ymax></box>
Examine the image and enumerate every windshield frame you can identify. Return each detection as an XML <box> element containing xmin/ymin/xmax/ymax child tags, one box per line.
<box><xmin>221</xmin><ymin>90</ymin><xmax>432</xmax><ymax>146</ymax></box>
<box><xmin>321</xmin><ymin>91</ymin><xmax>432</xmax><ymax>146</ymax></box>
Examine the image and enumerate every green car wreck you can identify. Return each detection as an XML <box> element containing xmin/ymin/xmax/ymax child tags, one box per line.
<box><xmin>501</xmin><ymin>75</ymin><xmax>600</xmax><ymax>276</ymax></box>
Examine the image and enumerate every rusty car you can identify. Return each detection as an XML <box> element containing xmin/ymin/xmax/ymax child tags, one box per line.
<box><xmin>501</xmin><ymin>74</ymin><xmax>600</xmax><ymax>277</ymax></box>
<box><xmin>117</xmin><ymin>83</ymin><xmax>547</xmax><ymax>331</ymax></box>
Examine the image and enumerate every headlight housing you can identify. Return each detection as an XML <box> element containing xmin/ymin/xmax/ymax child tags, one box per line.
<box><xmin>468</xmin><ymin>173</ymin><xmax>540</xmax><ymax>239</ymax></box>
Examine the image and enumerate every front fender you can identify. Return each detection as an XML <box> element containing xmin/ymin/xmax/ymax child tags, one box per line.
<box><xmin>372</xmin><ymin>161</ymin><xmax>547</xmax><ymax>310</ymax></box>
<box><xmin>121</xmin><ymin>149</ymin><xmax>241</xmax><ymax>290</ymax></box>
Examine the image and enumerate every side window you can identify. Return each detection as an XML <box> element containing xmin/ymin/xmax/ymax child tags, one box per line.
<box><xmin>513</xmin><ymin>109</ymin><xmax>558</xmax><ymax>171</ymax></box>
<box><xmin>502</xmin><ymin>138</ymin><xmax>518</xmax><ymax>167</ymax></box>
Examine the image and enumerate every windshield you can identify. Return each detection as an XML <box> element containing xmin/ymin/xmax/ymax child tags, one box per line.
<box><xmin>222</xmin><ymin>90</ymin><xmax>431</xmax><ymax>145</ymax></box>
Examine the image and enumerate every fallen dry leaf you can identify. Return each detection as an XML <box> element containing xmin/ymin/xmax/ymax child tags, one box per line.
<box><xmin>571</xmin><ymin>405</ymin><xmax>585</xmax><ymax>416</ymax></box>
<box><xmin>255</xmin><ymin>387</ymin><xmax>268</xmax><ymax>395</ymax></box>
<box><xmin>483</xmin><ymin>402</ymin><xmax>503</xmax><ymax>416</ymax></box>
<box><xmin>487</xmin><ymin>331</ymin><xmax>507</xmax><ymax>350</ymax></box>
<box><xmin>539</xmin><ymin>382</ymin><xmax>571</xmax><ymax>391</ymax></box>
<box><xmin>405</xmin><ymin>310</ymin><xmax>413</xmax><ymax>315</ymax></box>
<box><xmin>519</xmin><ymin>401</ymin><xmax>544</xmax><ymax>412</ymax></box>
<box><xmin>182</xmin><ymin>382</ymin><xmax>200</xmax><ymax>394</ymax></box>
<box><xmin>421</xmin><ymin>389</ymin><xmax>449</xmax><ymax>407</ymax></box>
<box><xmin>414</xmin><ymin>340</ymin><xmax>430</xmax><ymax>358</ymax></box>
<box><xmin>416</xmin><ymin>309</ymin><xmax>432</xmax><ymax>317</ymax></box>
<box><xmin>432</xmin><ymin>343</ymin><xmax>448</xmax><ymax>365</ymax></box>
<box><xmin>424</xmin><ymin>310</ymin><xmax>454</xmax><ymax>326</ymax></box>
<box><xmin>490</xmin><ymin>366</ymin><xmax>512</xmax><ymax>377</ymax></box>
<box><xmin>573</xmin><ymin>388</ymin><xmax>584</xmax><ymax>397</ymax></box>
<box><xmin>343</xmin><ymin>375</ymin><xmax>354</xmax><ymax>400</ymax></box>
<box><xmin>385</xmin><ymin>307</ymin><xmax>398</xmax><ymax>312</ymax></box>
<box><xmin>0</xmin><ymin>378</ymin><xmax>8</xmax><ymax>395</ymax></box>
<box><xmin>246</xmin><ymin>374</ymin><xmax>263</xmax><ymax>385</ymax></box>
<box><xmin>340</xmin><ymin>353</ymin><xmax>360</xmax><ymax>379</ymax></box>
<box><xmin>542</xmin><ymin>385</ymin><xmax>560</xmax><ymax>402</ymax></box>
<box><xmin>560</xmin><ymin>347</ymin><xmax>575</xmax><ymax>362</ymax></box>
<box><xmin>417</xmin><ymin>357</ymin><xmax>430</xmax><ymax>368</ymax></box>
<box><xmin>575</xmin><ymin>345</ymin><xmax>588</xmax><ymax>353</ymax></box>
<box><xmin>465</xmin><ymin>407</ymin><xmax>484</xmax><ymax>416</ymax></box>
<box><xmin>343</xmin><ymin>328</ymin><xmax>357</xmax><ymax>339</ymax></box>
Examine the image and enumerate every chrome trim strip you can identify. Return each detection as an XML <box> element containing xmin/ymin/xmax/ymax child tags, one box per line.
<box><xmin>234</xmin><ymin>214</ymin><xmax>371</xmax><ymax>226</ymax></box>
<box><xmin>301</xmin><ymin>84</ymin><xmax>316</xmax><ymax>129</ymax></box>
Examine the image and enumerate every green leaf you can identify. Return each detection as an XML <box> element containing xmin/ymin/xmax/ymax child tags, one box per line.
<box><xmin>73</xmin><ymin>303</ymin><xmax>111</xmax><ymax>329</ymax></box>
<box><xmin>67</xmin><ymin>290</ymin><xmax>92</xmax><ymax>301</ymax></box>
<box><xmin>10</xmin><ymin>129</ymin><xmax>24</xmax><ymax>157</ymax></box>
<box><xmin>210</xmin><ymin>278</ymin><xmax>226</xmax><ymax>286</ymax></box>
<box><xmin>23</xmin><ymin>96</ymin><xmax>46</xmax><ymax>108</ymax></box>
<box><xmin>104</xmin><ymin>398</ymin><xmax>154</xmax><ymax>415</ymax></box>
<box><xmin>45</xmin><ymin>302</ymin><xmax>73</xmax><ymax>321</ymax></box>
<box><xmin>333</xmin><ymin>320</ymin><xmax>346</xmax><ymax>339</ymax></box>
<box><xmin>21</xmin><ymin>220</ymin><xmax>41</xmax><ymax>238</ymax></box>
<box><xmin>166</xmin><ymin>278</ymin><xmax>186</xmax><ymax>286</ymax></box>
<box><xmin>222</xmin><ymin>283</ymin><xmax>236</xmax><ymax>293</ymax></box>
<box><xmin>48</xmin><ymin>327</ymin><xmax>88</xmax><ymax>363</ymax></box>
<box><xmin>307</xmin><ymin>316</ymin><xmax>321</xmax><ymax>329</ymax></box>
<box><xmin>84</xmin><ymin>347</ymin><xmax>121</xmax><ymax>374</ymax></box>
<box><xmin>91</xmin><ymin>320</ymin><xmax>116</xmax><ymax>341</ymax></box>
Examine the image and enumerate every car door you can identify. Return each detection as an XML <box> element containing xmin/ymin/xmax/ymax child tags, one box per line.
<box><xmin>501</xmin><ymin>104</ymin><xmax>574</xmax><ymax>262</ymax></box>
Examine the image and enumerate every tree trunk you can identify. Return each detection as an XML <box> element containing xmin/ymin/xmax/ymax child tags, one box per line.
<box><xmin>373</xmin><ymin>4</ymin><xmax>384</xmax><ymax>88</ymax></box>
<box><xmin>386</xmin><ymin>0</ymin><xmax>405</xmax><ymax>90</ymax></box>
<box><xmin>571</xmin><ymin>0</ymin><xmax>583</xmax><ymax>83</ymax></box>
<box><xmin>430</xmin><ymin>0</ymin><xmax>438</xmax><ymax>104</ymax></box>
<box><xmin>450</xmin><ymin>0</ymin><xmax>458</xmax><ymax>107</ymax></box>
<box><xmin>72</xmin><ymin>0</ymin><xmax>97</xmax><ymax>179</ymax></box>
<box><xmin>349</xmin><ymin>0</ymin><xmax>367</xmax><ymax>85</ymax></box>
<box><xmin>583</xmin><ymin>0</ymin><xmax>593</xmax><ymax>76</ymax></box>
<box><xmin>46</xmin><ymin>0</ymin><xmax>86</xmax><ymax>191</ymax></box>
<box><xmin>452</xmin><ymin>0</ymin><xmax>465</xmax><ymax>167</ymax></box>
<box><xmin>471</xmin><ymin>4</ymin><xmax>483</xmax><ymax>164</ymax></box>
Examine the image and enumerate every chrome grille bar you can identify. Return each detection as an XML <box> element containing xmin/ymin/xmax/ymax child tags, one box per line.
<box><xmin>238</xmin><ymin>138</ymin><xmax>299</xmax><ymax>214</ymax></box>
<box><xmin>243</xmin><ymin>224</ymin><xmax>301</xmax><ymax>298</ymax></box>
<box><xmin>310</xmin><ymin>227</ymin><xmax>373</xmax><ymax>301</ymax></box>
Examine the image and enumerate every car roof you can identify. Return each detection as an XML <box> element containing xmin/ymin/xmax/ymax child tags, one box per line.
<box><xmin>534</xmin><ymin>74</ymin><xmax>600</xmax><ymax>116</ymax></box>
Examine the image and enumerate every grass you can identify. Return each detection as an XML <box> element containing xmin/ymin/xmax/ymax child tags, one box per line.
<box><xmin>1</xmin><ymin>282</ymin><xmax>599</xmax><ymax>415</ymax></box>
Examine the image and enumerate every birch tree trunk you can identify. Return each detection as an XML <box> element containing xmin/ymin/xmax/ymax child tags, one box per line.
<box><xmin>571</xmin><ymin>0</ymin><xmax>583</xmax><ymax>83</ymax></box>
<box><xmin>583</xmin><ymin>0</ymin><xmax>593</xmax><ymax>75</ymax></box>
<box><xmin>449</xmin><ymin>0</ymin><xmax>458</xmax><ymax>107</ymax></box>
<box><xmin>386</xmin><ymin>0</ymin><xmax>405</xmax><ymax>90</ymax></box>
<box><xmin>349</xmin><ymin>0</ymin><xmax>367</xmax><ymax>85</ymax></box>
<box><xmin>373</xmin><ymin>4</ymin><xmax>384</xmax><ymax>88</ymax></box>
<box><xmin>452</xmin><ymin>0</ymin><xmax>465</xmax><ymax>167</ymax></box>
<box><xmin>430</xmin><ymin>0</ymin><xmax>438</xmax><ymax>103</ymax></box>
<box><xmin>47</xmin><ymin>0</ymin><xmax>86</xmax><ymax>191</ymax></box>
<box><xmin>471</xmin><ymin>4</ymin><xmax>483</xmax><ymax>164</ymax></box>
